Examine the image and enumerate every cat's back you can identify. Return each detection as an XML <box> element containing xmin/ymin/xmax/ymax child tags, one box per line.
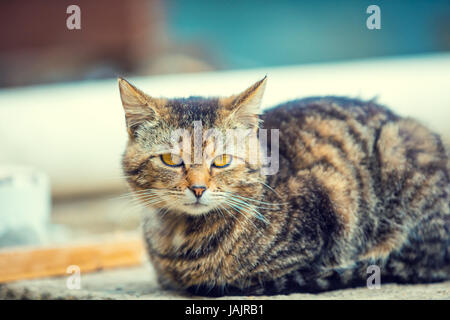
<box><xmin>262</xmin><ymin>95</ymin><xmax>447</xmax><ymax>173</ymax></box>
<box><xmin>261</xmin><ymin>96</ymin><xmax>400</xmax><ymax>180</ymax></box>
<box><xmin>262</xmin><ymin>96</ymin><xmax>399</xmax><ymax>135</ymax></box>
<box><xmin>262</xmin><ymin>96</ymin><xmax>448</xmax><ymax>264</ymax></box>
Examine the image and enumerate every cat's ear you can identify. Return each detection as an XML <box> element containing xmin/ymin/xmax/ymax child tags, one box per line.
<box><xmin>118</xmin><ymin>78</ymin><xmax>163</xmax><ymax>138</ymax></box>
<box><xmin>221</xmin><ymin>76</ymin><xmax>267</xmax><ymax>129</ymax></box>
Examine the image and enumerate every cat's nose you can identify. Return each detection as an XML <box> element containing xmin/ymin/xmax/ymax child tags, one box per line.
<box><xmin>189</xmin><ymin>185</ymin><xmax>207</xmax><ymax>198</ymax></box>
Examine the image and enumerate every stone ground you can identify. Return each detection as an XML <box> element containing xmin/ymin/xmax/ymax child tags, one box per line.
<box><xmin>1</xmin><ymin>262</ymin><xmax>449</xmax><ymax>300</ymax></box>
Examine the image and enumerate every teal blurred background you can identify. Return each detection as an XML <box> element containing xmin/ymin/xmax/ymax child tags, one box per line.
<box><xmin>165</xmin><ymin>0</ymin><xmax>450</xmax><ymax>68</ymax></box>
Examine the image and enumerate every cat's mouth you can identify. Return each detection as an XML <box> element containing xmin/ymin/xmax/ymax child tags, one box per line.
<box><xmin>180</xmin><ymin>201</ymin><xmax>214</xmax><ymax>215</ymax></box>
<box><xmin>183</xmin><ymin>202</ymin><xmax>208</xmax><ymax>207</ymax></box>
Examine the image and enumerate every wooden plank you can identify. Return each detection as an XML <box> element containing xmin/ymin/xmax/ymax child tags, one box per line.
<box><xmin>0</xmin><ymin>234</ymin><xmax>145</xmax><ymax>283</ymax></box>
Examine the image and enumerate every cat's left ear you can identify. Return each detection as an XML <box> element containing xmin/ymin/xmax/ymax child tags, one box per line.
<box><xmin>220</xmin><ymin>76</ymin><xmax>267</xmax><ymax>129</ymax></box>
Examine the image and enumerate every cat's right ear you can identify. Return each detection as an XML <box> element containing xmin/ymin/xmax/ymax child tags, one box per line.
<box><xmin>118</xmin><ymin>78</ymin><xmax>162</xmax><ymax>138</ymax></box>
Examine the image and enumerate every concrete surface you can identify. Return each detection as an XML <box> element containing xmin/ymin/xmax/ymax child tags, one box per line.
<box><xmin>1</xmin><ymin>263</ymin><xmax>449</xmax><ymax>300</ymax></box>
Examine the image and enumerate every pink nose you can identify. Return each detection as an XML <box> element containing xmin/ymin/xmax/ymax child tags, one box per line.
<box><xmin>189</xmin><ymin>185</ymin><xmax>206</xmax><ymax>198</ymax></box>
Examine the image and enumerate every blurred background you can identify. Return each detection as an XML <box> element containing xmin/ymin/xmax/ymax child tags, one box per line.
<box><xmin>0</xmin><ymin>0</ymin><xmax>449</xmax><ymax>249</ymax></box>
<box><xmin>0</xmin><ymin>0</ymin><xmax>449</xmax><ymax>87</ymax></box>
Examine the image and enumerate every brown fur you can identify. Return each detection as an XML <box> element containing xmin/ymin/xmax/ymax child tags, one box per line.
<box><xmin>119</xmin><ymin>78</ymin><xmax>449</xmax><ymax>296</ymax></box>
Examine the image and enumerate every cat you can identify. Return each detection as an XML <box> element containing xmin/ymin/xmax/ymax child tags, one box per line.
<box><xmin>118</xmin><ymin>76</ymin><xmax>449</xmax><ymax>296</ymax></box>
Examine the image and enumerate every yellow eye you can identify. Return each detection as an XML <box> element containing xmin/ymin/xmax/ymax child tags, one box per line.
<box><xmin>212</xmin><ymin>154</ymin><xmax>232</xmax><ymax>168</ymax></box>
<box><xmin>161</xmin><ymin>153</ymin><xmax>183</xmax><ymax>167</ymax></box>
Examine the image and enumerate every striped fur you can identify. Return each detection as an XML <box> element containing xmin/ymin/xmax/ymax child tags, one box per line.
<box><xmin>119</xmin><ymin>79</ymin><xmax>449</xmax><ymax>296</ymax></box>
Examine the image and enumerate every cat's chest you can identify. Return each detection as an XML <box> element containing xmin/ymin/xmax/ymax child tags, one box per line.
<box><xmin>144</xmin><ymin>214</ymin><xmax>257</xmax><ymax>285</ymax></box>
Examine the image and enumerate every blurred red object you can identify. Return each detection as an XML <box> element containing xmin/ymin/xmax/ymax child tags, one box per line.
<box><xmin>0</xmin><ymin>0</ymin><xmax>166</xmax><ymax>87</ymax></box>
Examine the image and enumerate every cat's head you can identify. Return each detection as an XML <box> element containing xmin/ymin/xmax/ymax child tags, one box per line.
<box><xmin>119</xmin><ymin>77</ymin><xmax>267</xmax><ymax>215</ymax></box>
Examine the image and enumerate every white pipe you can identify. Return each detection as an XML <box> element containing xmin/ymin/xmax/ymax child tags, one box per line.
<box><xmin>1</xmin><ymin>53</ymin><xmax>449</xmax><ymax>197</ymax></box>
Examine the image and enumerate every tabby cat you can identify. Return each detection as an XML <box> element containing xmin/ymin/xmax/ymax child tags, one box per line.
<box><xmin>118</xmin><ymin>77</ymin><xmax>449</xmax><ymax>296</ymax></box>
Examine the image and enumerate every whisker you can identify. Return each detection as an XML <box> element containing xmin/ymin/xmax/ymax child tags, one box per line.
<box><xmin>225</xmin><ymin>198</ymin><xmax>268</xmax><ymax>224</ymax></box>
<box><xmin>258</xmin><ymin>181</ymin><xmax>283</xmax><ymax>198</ymax></box>
<box><xmin>110</xmin><ymin>190</ymin><xmax>158</xmax><ymax>200</ymax></box>
<box><xmin>124</xmin><ymin>195</ymin><xmax>160</xmax><ymax>207</ymax></box>
<box><xmin>214</xmin><ymin>193</ymin><xmax>282</xmax><ymax>210</ymax></box>
<box><xmin>218</xmin><ymin>203</ymin><xmax>265</xmax><ymax>237</ymax></box>
<box><xmin>111</xmin><ymin>188</ymin><xmax>182</xmax><ymax>201</ymax></box>
<box><xmin>223</xmin><ymin>200</ymin><xmax>265</xmax><ymax>230</ymax></box>
<box><xmin>221</xmin><ymin>191</ymin><xmax>287</xmax><ymax>206</ymax></box>
<box><xmin>217</xmin><ymin>203</ymin><xmax>238</xmax><ymax>222</ymax></box>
